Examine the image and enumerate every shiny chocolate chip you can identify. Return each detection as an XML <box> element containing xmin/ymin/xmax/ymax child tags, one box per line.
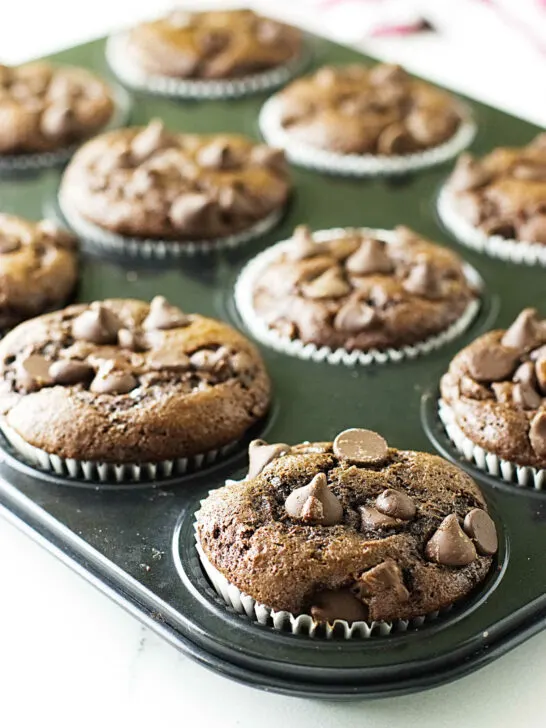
<box><xmin>16</xmin><ymin>354</ymin><xmax>53</xmax><ymax>392</ymax></box>
<box><xmin>355</xmin><ymin>560</ymin><xmax>409</xmax><ymax>602</ymax></box>
<box><xmin>148</xmin><ymin>348</ymin><xmax>190</xmax><ymax>371</ymax></box>
<box><xmin>247</xmin><ymin>439</ymin><xmax>290</xmax><ymax>479</ymax></box>
<box><xmin>301</xmin><ymin>268</ymin><xmax>350</xmax><ymax>299</ymax></box>
<box><xmin>287</xmin><ymin>225</ymin><xmax>320</xmax><ymax>261</ymax></box>
<box><xmin>425</xmin><ymin>514</ymin><xmax>477</xmax><ymax>566</ymax></box>
<box><xmin>536</xmin><ymin>358</ymin><xmax>546</xmax><ymax>394</ymax></box>
<box><xmin>501</xmin><ymin>308</ymin><xmax>541</xmax><ymax>351</ymax></box>
<box><xmin>118</xmin><ymin>328</ymin><xmax>148</xmax><ymax>352</ymax></box>
<box><xmin>466</xmin><ymin>345</ymin><xmax>519</xmax><ymax>383</ymax></box>
<box><xmin>403</xmin><ymin>261</ymin><xmax>442</xmax><ymax>298</ymax></box>
<box><xmin>90</xmin><ymin>366</ymin><xmax>137</xmax><ymax>395</ymax></box>
<box><xmin>333</xmin><ymin>428</ymin><xmax>388</xmax><ymax>466</ymax></box>
<box><xmin>359</xmin><ymin>506</ymin><xmax>401</xmax><ymax>531</ymax></box>
<box><xmin>512</xmin><ymin>382</ymin><xmax>541</xmax><ymax>410</ymax></box>
<box><xmin>285</xmin><ymin>472</ymin><xmax>343</xmax><ymax>526</ymax></box>
<box><xmin>375</xmin><ymin>489</ymin><xmax>416</xmax><ymax>521</ymax></box>
<box><xmin>72</xmin><ymin>304</ymin><xmax>121</xmax><ymax>345</ymax></box>
<box><xmin>333</xmin><ymin>300</ymin><xmax>377</xmax><ymax>333</ymax></box>
<box><xmin>309</xmin><ymin>589</ymin><xmax>368</xmax><ymax>624</ymax></box>
<box><xmin>49</xmin><ymin>359</ymin><xmax>93</xmax><ymax>385</ymax></box>
<box><xmin>345</xmin><ymin>238</ymin><xmax>393</xmax><ymax>276</ymax></box>
<box><xmin>143</xmin><ymin>296</ymin><xmax>189</xmax><ymax>331</ymax></box>
<box><xmin>463</xmin><ymin>509</ymin><xmax>498</xmax><ymax>556</ymax></box>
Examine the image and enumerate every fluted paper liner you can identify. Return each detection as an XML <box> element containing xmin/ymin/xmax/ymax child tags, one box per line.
<box><xmin>438</xmin><ymin>399</ymin><xmax>546</xmax><ymax>489</ymax></box>
<box><xmin>259</xmin><ymin>96</ymin><xmax>476</xmax><ymax>176</ymax></box>
<box><xmin>0</xmin><ymin>82</ymin><xmax>131</xmax><ymax>173</ymax></box>
<box><xmin>234</xmin><ymin>227</ymin><xmax>482</xmax><ymax>366</ymax></box>
<box><xmin>0</xmin><ymin>420</ymin><xmax>238</xmax><ymax>484</ymax></box>
<box><xmin>438</xmin><ymin>187</ymin><xmax>546</xmax><ymax>267</ymax></box>
<box><xmin>106</xmin><ymin>32</ymin><xmax>309</xmax><ymax>100</ymax></box>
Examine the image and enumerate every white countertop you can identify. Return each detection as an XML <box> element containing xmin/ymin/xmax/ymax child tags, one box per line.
<box><xmin>0</xmin><ymin>2</ymin><xmax>545</xmax><ymax>726</ymax></box>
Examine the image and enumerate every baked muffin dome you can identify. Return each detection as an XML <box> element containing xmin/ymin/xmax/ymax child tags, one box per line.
<box><xmin>0</xmin><ymin>297</ymin><xmax>271</xmax><ymax>464</ymax></box>
<box><xmin>0</xmin><ymin>62</ymin><xmax>114</xmax><ymax>154</ymax></box>
<box><xmin>196</xmin><ymin>429</ymin><xmax>497</xmax><ymax>623</ymax></box>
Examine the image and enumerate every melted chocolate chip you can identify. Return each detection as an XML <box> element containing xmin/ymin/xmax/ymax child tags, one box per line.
<box><xmin>16</xmin><ymin>354</ymin><xmax>53</xmax><ymax>392</ymax></box>
<box><xmin>529</xmin><ymin>411</ymin><xmax>546</xmax><ymax>458</ymax></box>
<box><xmin>375</xmin><ymin>489</ymin><xmax>416</xmax><ymax>520</ymax></box>
<box><xmin>333</xmin><ymin>428</ymin><xmax>388</xmax><ymax>465</ymax></box>
<box><xmin>333</xmin><ymin>300</ymin><xmax>377</xmax><ymax>333</ymax></box>
<box><xmin>309</xmin><ymin>588</ymin><xmax>368</xmax><ymax>624</ymax></box>
<box><xmin>72</xmin><ymin>304</ymin><xmax>121</xmax><ymax>345</ymax></box>
<box><xmin>425</xmin><ymin>514</ymin><xmax>477</xmax><ymax>566</ymax></box>
<box><xmin>143</xmin><ymin>296</ymin><xmax>189</xmax><ymax>331</ymax></box>
<box><xmin>355</xmin><ymin>560</ymin><xmax>410</xmax><ymax>602</ymax></box>
<box><xmin>345</xmin><ymin>239</ymin><xmax>393</xmax><ymax>275</ymax></box>
<box><xmin>285</xmin><ymin>472</ymin><xmax>343</xmax><ymax>526</ymax></box>
<box><xmin>359</xmin><ymin>506</ymin><xmax>401</xmax><ymax>530</ymax></box>
<box><xmin>463</xmin><ymin>509</ymin><xmax>498</xmax><ymax>556</ymax></box>
<box><xmin>247</xmin><ymin>439</ymin><xmax>290</xmax><ymax>479</ymax></box>
<box><xmin>49</xmin><ymin>359</ymin><xmax>93</xmax><ymax>385</ymax></box>
<box><xmin>501</xmin><ymin>309</ymin><xmax>541</xmax><ymax>351</ymax></box>
<box><xmin>466</xmin><ymin>346</ymin><xmax>519</xmax><ymax>383</ymax></box>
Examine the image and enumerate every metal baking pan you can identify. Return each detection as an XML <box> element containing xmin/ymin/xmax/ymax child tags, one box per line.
<box><xmin>0</xmin><ymin>32</ymin><xmax>544</xmax><ymax>700</ymax></box>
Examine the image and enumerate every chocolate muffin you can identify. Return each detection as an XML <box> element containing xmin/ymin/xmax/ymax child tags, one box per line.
<box><xmin>0</xmin><ymin>214</ymin><xmax>78</xmax><ymax>330</ymax></box>
<box><xmin>440</xmin><ymin>135</ymin><xmax>546</xmax><ymax>256</ymax></box>
<box><xmin>0</xmin><ymin>62</ymin><xmax>114</xmax><ymax>156</ymax></box>
<box><xmin>236</xmin><ymin>225</ymin><xmax>479</xmax><ymax>361</ymax></box>
<box><xmin>121</xmin><ymin>9</ymin><xmax>302</xmax><ymax>80</ymax></box>
<box><xmin>0</xmin><ymin>297</ymin><xmax>270</xmax><ymax>478</ymax></box>
<box><xmin>260</xmin><ymin>63</ymin><xmax>474</xmax><ymax>174</ymax></box>
<box><xmin>59</xmin><ymin>120</ymin><xmax>290</xmax><ymax>252</ymax></box>
<box><xmin>196</xmin><ymin>428</ymin><xmax>498</xmax><ymax>627</ymax></box>
<box><xmin>440</xmin><ymin>308</ymin><xmax>546</xmax><ymax>474</ymax></box>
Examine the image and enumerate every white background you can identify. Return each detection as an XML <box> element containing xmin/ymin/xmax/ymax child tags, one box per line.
<box><xmin>0</xmin><ymin>2</ymin><xmax>545</xmax><ymax>727</ymax></box>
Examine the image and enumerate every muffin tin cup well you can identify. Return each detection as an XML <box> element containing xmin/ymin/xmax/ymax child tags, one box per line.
<box><xmin>234</xmin><ymin>227</ymin><xmax>482</xmax><ymax>366</ymax></box>
<box><xmin>258</xmin><ymin>96</ymin><xmax>477</xmax><ymax>176</ymax></box>
<box><xmin>105</xmin><ymin>32</ymin><xmax>310</xmax><ymax>100</ymax></box>
<box><xmin>0</xmin><ymin>82</ymin><xmax>132</xmax><ymax>174</ymax></box>
<box><xmin>0</xmin><ymin>421</ymin><xmax>240</xmax><ymax>485</ymax></box>
<box><xmin>437</xmin><ymin>399</ymin><xmax>546</xmax><ymax>490</ymax></box>
<box><xmin>193</xmin><ymin>520</ymin><xmax>444</xmax><ymax>639</ymax></box>
<box><xmin>437</xmin><ymin>187</ymin><xmax>546</xmax><ymax>267</ymax></box>
<box><xmin>57</xmin><ymin>190</ymin><xmax>285</xmax><ymax>259</ymax></box>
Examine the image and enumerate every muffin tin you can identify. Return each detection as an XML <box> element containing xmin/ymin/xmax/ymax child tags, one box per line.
<box><xmin>0</xmin><ymin>33</ymin><xmax>545</xmax><ymax>700</ymax></box>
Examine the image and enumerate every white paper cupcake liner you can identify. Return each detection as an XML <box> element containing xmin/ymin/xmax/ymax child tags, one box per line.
<box><xmin>438</xmin><ymin>399</ymin><xmax>546</xmax><ymax>489</ymax></box>
<box><xmin>259</xmin><ymin>96</ymin><xmax>476</xmax><ymax>176</ymax></box>
<box><xmin>437</xmin><ymin>187</ymin><xmax>546</xmax><ymax>267</ymax></box>
<box><xmin>234</xmin><ymin>227</ymin><xmax>482</xmax><ymax>366</ymax></box>
<box><xmin>0</xmin><ymin>420</ymin><xmax>239</xmax><ymax>484</ymax></box>
<box><xmin>0</xmin><ymin>83</ymin><xmax>132</xmax><ymax>173</ymax></box>
<box><xmin>105</xmin><ymin>32</ymin><xmax>309</xmax><ymax>100</ymax></box>
<box><xmin>58</xmin><ymin>189</ymin><xmax>284</xmax><ymax>259</ymax></box>
<box><xmin>193</xmin><ymin>519</ymin><xmax>444</xmax><ymax>639</ymax></box>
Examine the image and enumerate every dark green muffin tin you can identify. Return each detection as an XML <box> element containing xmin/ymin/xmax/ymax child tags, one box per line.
<box><xmin>0</xmin><ymin>33</ymin><xmax>544</xmax><ymax>700</ymax></box>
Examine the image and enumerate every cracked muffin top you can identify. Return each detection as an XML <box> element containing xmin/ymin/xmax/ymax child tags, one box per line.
<box><xmin>0</xmin><ymin>62</ymin><xmax>114</xmax><ymax>155</ymax></box>
<box><xmin>196</xmin><ymin>428</ymin><xmax>498</xmax><ymax>623</ymax></box>
<box><xmin>60</xmin><ymin>120</ymin><xmax>290</xmax><ymax>241</ymax></box>
<box><xmin>445</xmin><ymin>134</ymin><xmax>546</xmax><ymax>245</ymax></box>
<box><xmin>275</xmin><ymin>64</ymin><xmax>465</xmax><ymax>156</ymax></box>
<box><xmin>124</xmin><ymin>9</ymin><xmax>303</xmax><ymax>79</ymax></box>
<box><xmin>250</xmin><ymin>225</ymin><xmax>478</xmax><ymax>351</ymax></box>
<box><xmin>441</xmin><ymin>308</ymin><xmax>546</xmax><ymax>469</ymax></box>
<box><xmin>0</xmin><ymin>297</ymin><xmax>271</xmax><ymax>463</ymax></box>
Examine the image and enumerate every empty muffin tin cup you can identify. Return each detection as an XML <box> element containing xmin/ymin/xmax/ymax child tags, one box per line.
<box><xmin>259</xmin><ymin>96</ymin><xmax>476</xmax><ymax>176</ymax></box>
<box><xmin>234</xmin><ymin>227</ymin><xmax>482</xmax><ymax>366</ymax></box>
<box><xmin>437</xmin><ymin>187</ymin><xmax>546</xmax><ymax>267</ymax></box>
<box><xmin>438</xmin><ymin>399</ymin><xmax>546</xmax><ymax>489</ymax></box>
<box><xmin>105</xmin><ymin>32</ymin><xmax>310</xmax><ymax>100</ymax></box>
<box><xmin>0</xmin><ymin>421</ymin><xmax>240</xmax><ymax>484</ymax></box>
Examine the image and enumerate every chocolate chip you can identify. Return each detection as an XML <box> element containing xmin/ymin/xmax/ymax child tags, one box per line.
<box><xmin>463</xmin><ymin>509</ymin><xmax>498</xmax><ymax>556</ymax></box>
<box><xmin>301</xmin><ymin>268</ymin><xmax>350</xmax><ymax>299</ymax></box>
<box><xmin>376</xmin><ymin>489</ymin><xmax>416</xmax><ymax>520</ymax></box>
<box><xmin>247</xmin><ymin>439</ymin><xmax>290</xmax><ymax>479</ymax></box>
<box><xmin>466</xmin><ymin>345</ymin><xmax>519</xmax><ymax>383</ymax></box>
<box><xmin>49</xmin><ymin>359</ymin><xmax>93</xmax><ymax>385</ymax></box>
<box><xmin>40</xmin><ymin>103</ymin><xmax>74</xmax><ymax>138</ymax></box>
<box><xmin>536</xmin><ymin>357</ymin><xmax>546</xmax><ymax>394</ymax></box>
<box><xmin>190</xmin><ymin>348</ymin><xmax>227</xmax><ymax>372</ymax></box>
<box><xmin>369</xmin><ymin>63</ymin><xmax>407</xmax><ymax>86</ymax></box>
<box><xmin>197</xmin><ymin>140</ymin><xmax>239</xmax><ymax>170</ymax></box>
<box><xmin>0</xmin><ymin>234</ymin><xmax>21</xmax><ymax>254</ymax></box>
<box><xmin>250</xmin><ymin>145</ymin><xmax>286</xmax><ymax>174</ymax></box>
<box><xmin>449</xmin><ymin>153</ymin><xmax>492</xmax><ymax>192</ymax></box>
<box><xmin>148</xmin><ymin>348</ymin><xmax>190</xmax><ymax>371</ymax></box>
<box><xmin>512</xmin><ymin>163</ymin><xmax>546</xmax><ymax>181</ymax></box>
<box><xmin>529</xmin><ymin>411</ymin><xmax>546</xmax><ymax>458</ymax></box>
<box><xmin>403</xmin><ymin>261</ymin><xmax>442</xmax><ymax>298</ymax></box>
<box><xmin>481</xmin><ymin>217</ymin><xmax>516</xmax><ymax>238</ymax></box>
<box><xmin>377</xmin><ymin>123</ymin><xmax>414</xmax><ymax>155</ymax></box>
<box><xmin>513</xmin><ymin>361</ymin><xmax>537</xmax><ymax>387</ymax></box>
<box><xmin>131</xmin><ymin>119</ymin><xmax>171</xmax><ymax>162</ymax></box>
<box><xmin>355</xmin><ymin>560</ymin><xmax>409</xmax><ymax>602</ymax></box>
<box><xmin>345</xmin><ymin>238</ymin><xmax>393</xmax><ymax>275</ymax></box>
<box><xmin>334</xmin><ymin>300</ymin><xmax>377</xmax><ymax>333</ymax></box>
<box><xmin>518</xmin><ymin>215</ymin><xmax>546</xmax><ymax>244</ymax></box>
<box><xmin>333</xmin><ymin>428</ymin><xmax>388</xmax><ymax>465</ymax></box>
<box><xmin>72</xmin><ymin>304</ymin><xmax>121</xmax><ymax>345</ymax></box>
<box><xmin>118</xmin><ymin>328</ymin><xmax>148</xmax><ymax>352</ymax></box>
<box><xmin>285</xmin><ymin>472</ymin><xmax>343</xmax><ymax>526</ymax></box>
<box><xmin>16</xmin><ymin>354</ymin><xmax>53</xmax><ymax>392</ymax></box>
<box><xmin>513</xmin><ymin>382</ymin><xmax>541</xmax><ymax>410</ymax></box>
<box><xmin>143</xmin><ymin>296</ymin><xmax>189</xmax><ymax>331</ymax></box>
<box><xmin>90</xmin><ymin>364</ymin><xmax>137</xmax><ymax>395</ymax></box>
<box><xmin>425</xmin><ymin>514</ymin><xmax>477</xmax><ymax>566</ymax></box>
<box><xmin>501</xmin><ymin>309</ymin><xmax>541</xmax><ymax>351</ymax></box>
<box><xmin>359</xmin><ymin>506</ymin><xmax>401</xmax><ymax>530</ymax></box>
<box><xmin>309</xmin><ymin>588</ymin><xmax>368</xmax><ymax>624</ymax></box>
<box><xmin>169</xmin><ymin>193</ymin><xmax>214</xmax><ymax>229</ymax></box>
<box><xmin>287</xmin><ymin>225</ymin><xmax>320</xmax><ymax>261</ymax></box>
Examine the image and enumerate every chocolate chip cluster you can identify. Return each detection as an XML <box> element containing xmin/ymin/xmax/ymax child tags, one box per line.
<box><xmin>5</xmin><ymin>297</ymin><xmax>256</xmax><ymax>398</ymax></box>
<box><xmin>448</xmin><ymin>134</ymin><xmax>546</xmax><ymax>244</ymax></box>
<box><xmin>278</xmin><ymin>64</ymin><xmax>463</xmax><ymax>156</ymax></box>
<box><xmin>0</xmin><ymin>62</ymin><xmax>114</xmax><ymax>154</ymax></box>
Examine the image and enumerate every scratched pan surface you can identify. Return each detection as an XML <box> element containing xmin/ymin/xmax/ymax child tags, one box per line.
<box><xmin>0</xmin><ymin>34</ymin><xmax>544</xmax><ymax>700</ymax></box>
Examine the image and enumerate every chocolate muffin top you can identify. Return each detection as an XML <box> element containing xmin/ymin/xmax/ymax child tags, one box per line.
<box><xmin>0</xmin><ymin>297</ymin><xmax>270</xmax><ymax>463</ymax></box>
<box><xmin>60</xmin><ymin>120</ymin><xmax>290</xmax><ymax>241</ymax></box>
<box><xmin>0</xmin><ymin>62</ymin><xmax>114</xmax><ymax>155</ymax></box>
<box><xmin>441</xmin><ymin>308</ymin><xmax>546</xmax><ymax>469</ymax></box>
<box><xmin>197</xmin><ymin>428</ymin><xmax>497</xmax><ymax>623</ymax></box>
<box><xmin>446</xmin><ymin>134</ymin><xmax>546</xmax><ymax>245</ymax></box>
<box><xmin>0</xmin><ymin>214</ymin><xmax>78</xmax><ymax>330</ymax></box>
<box><xmin>125</xmin><ymin>9</ymin><xmax>302</xmax><ymax>79</ymax></box>
<box><xmin>249</xmin><ymin>225</ymin><xmax>478</xmax><ymax>351</ymax></box>
<box><xmin>276</xmin><ymin>64</ymin><xmax>464</xmax><ymax>156</ymax></box>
